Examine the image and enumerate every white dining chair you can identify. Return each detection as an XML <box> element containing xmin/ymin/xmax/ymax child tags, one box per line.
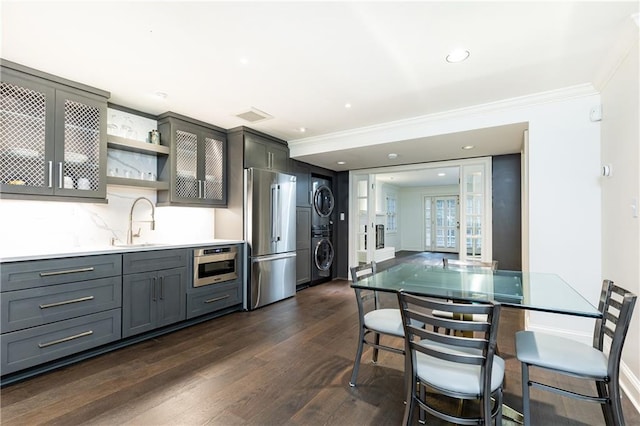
<box><xmin>397</xmin><ymin>291</ymin><xmax>504</xmax><ymax>425</ymax></box>
<box><xmin>349</xmin><ymin>261</ymin><xmax>405</xmax><ymax>387</ymax></box>
<box><xmin>516</xmin><ymin>279</ymin><xmax>637</xmax><ymax>425</ymax></box>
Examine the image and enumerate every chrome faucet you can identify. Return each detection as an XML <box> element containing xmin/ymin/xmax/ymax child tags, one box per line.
<box><xmin>127</xmin><ymin>197</ymin><xmax>156</xmax><ymax>245</ymax></box>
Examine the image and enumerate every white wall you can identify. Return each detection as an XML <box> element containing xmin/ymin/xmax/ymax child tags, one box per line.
<box><xmin>600</xmin><ymin>37</ymin><xmax>640</xmax><ymax>410</ymax></box>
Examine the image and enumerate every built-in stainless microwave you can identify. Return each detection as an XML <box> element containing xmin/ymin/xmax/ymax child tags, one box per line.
<box><xmin>193</xmin><ymin>246</ymin><xmax>238</xmax><ymax>287</ymax></box>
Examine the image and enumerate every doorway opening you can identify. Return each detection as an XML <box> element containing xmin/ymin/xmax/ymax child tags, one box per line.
<box><xmin>349</xmin><ymin>157</ymin><xmax>492</xmax><ymax>268</ymax></box>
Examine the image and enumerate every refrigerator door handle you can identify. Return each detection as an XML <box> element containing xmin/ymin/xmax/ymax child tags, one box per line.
<box><xmin>251</xmin><ymin>252</ymin><xmax>297</xmax><ymax>263</ymax></box>
<box><xmin>271</xmin><ymin>184</ymin><xmax>277</xmax><ymax>242</ymax></box>
<box><xmin>271</xmin><ymin>184</ymin><xmax>281</xmax><ymax>242</ymax></box>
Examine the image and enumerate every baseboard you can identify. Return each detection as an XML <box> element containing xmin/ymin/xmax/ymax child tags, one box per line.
<box><xmin>524</xmin><ymin>321</ymin><xmax>640</xmax><ymax>415</ymax></box>
<box><xmin>620</xmin><ymin>359</ymin><xmax>640</xmax><ymax>415</ymax></box>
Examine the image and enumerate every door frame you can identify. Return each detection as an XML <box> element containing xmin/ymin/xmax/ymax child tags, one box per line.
<box><xmin>349</xmin><ymin>157</ymin><xmax>492</xmax><ymax>270</ymax></box>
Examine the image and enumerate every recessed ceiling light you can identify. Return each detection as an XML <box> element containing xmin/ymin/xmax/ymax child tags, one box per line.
<box><xmin>462</xmin><ymin>145</ymin><xmax>475</xmax><ymax>150</ymax></box>
<box><xmin>344</xmin><ymin>103</ymin><xmax>352</xmax><ymax>109</ymax></box>
<box><xmin>388</xmin><ymin>153</ymin><xmax>398</xmax><ymax>159</ymax></box>
<box><xmin>153</xmin><ymin>91</ymin><xmax>168</xmax><ymax>100</ymax></box>
<box><xmin>299</xmin><ymin>127</ymin><xmax>306</xmax><ymax>133</ymax></box>
<box><xmin>337</xmin><ymin>161</ymin><xmax>346</xmax><ymax>165</ymax></box>
<box><xmin>437</xmin><ymin>172</ymin><xmax>446</xmax><ymax>177</ymax></box>
<box><xmin>240</xmin><ymin>57</ymin><xmax>249</xmax><ymax>65</ymax></box>
<box><xmin>446</xmin><ymin>49</ymin><xmax>470</xmax><ymax>63</ymax></box>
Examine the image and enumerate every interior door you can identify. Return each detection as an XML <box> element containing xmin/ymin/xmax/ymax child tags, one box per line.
<box><xmin>424</xmin><ymin>196</ymin><xmax>459</xmax><ymax>252</ymax></box>
<box><xmin>353</xmin><ymin>174</ymin><xmax>375</xmax><ymax>264</ymax></box>
<box><xmin>460</xmin><ymin>162</ymin><xmax>491</xmax><ymax>261</ymax></box>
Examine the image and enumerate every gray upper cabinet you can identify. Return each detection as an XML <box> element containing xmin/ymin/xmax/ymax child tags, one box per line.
<box><xmin>237</xmin><ymin>128</ymin><xmax>289</xmax><ymax>172</ymax></box>
<box><xmin>0</xmin><ymin>60</ymin><xmax>109</xmax><ymax>201</ymax></box>
<box><xmin>291</xmin><ymin>159</ymin><xmax>312</xmax><ymax>207</ymax></box>
<box><xmin>157</xmin><ymin>112</ymin><xmax>227</xmax><ymax>207</ymax></box>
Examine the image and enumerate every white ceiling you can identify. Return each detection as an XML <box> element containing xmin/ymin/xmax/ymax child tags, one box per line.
<box><xmin>2</xmin><ymin>1</ymin><xmax>638</xmax><ymax>172</ymax></box>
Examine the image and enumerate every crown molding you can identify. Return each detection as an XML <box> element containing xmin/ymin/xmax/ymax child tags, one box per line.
<box><xmin>288</xmin><ymin>83</ymin><xmax>598</xmax><ymax>154</ymax></box>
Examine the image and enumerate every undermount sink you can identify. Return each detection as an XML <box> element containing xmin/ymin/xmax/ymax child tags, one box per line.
<box><xmin>112</xmin><ymin>242</ymin><xmax>167</xmax><ymax>248</ymax></box>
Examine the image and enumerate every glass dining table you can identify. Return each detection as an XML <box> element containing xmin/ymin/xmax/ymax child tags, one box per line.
<box><xmin>350</xmin><ymin>262</ymin><xmax>601</xmax><ymax>424</ymax></box>
<box><xmin>351</xmin><ymin>262</ymin><xmax>601</xmax><ymax>318</ymax></box>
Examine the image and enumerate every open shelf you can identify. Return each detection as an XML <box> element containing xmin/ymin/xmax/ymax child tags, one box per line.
<box><xmin>107</xmin><ymin>135</ymin><xmax>170</xmax><ymax>156</ymax></box>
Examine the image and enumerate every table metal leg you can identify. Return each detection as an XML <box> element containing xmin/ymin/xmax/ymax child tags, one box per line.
<box><xmin>501</xmin><ymin>403</ymin><xmax>524</xmax><ymax>424</ymax></box>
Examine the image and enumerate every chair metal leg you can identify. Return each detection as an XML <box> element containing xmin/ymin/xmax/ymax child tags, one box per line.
<box><xmin>372</xmin><ymin>332</ymin><xmax>380</xmax><ymax>363</ymax></box>
<box><xmin>419</xmin><ymin>382</ymin><xmax>426</xmax><ymax>424</ymax></box>
<box><xmin>606</xmin><ymin>379</ymin><xmax>625</xmax><ymax>426</ymax></box>
<box><xmin>495</xmin><ymin>388</ymin><xmax>503</xmax><ymax>426</ymax></box>
<box><xmin>403</xmin><ymin>377</ymin><xmax>415</xmax><ymax>425</ymax></box>
<box><xmin>349</xmin><ymin>325</ymin><xmax>366</xmax><ymax>387</ymax></box>
<box><xmin>521</xmin><ymin>363</ymin><xmax>531</xmax><ymax>425</ymax></box>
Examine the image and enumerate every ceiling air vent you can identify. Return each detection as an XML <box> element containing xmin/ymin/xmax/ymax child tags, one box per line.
<box><xmin>235</xmin><ymin>107</ymin><xmax>273</xmax><ymax>123</ymax></box>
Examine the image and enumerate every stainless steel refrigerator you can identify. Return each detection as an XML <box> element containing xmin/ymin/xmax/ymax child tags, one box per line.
<box><xmin>244</xmin><ymin>168</ymin><xmax>296</xmax><ymax>310</ymax></box>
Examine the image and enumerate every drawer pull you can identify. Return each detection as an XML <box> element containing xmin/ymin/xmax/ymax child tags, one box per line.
<box><xmin>39</xmin><ymin>267</ymin><xmax>95</xmax><ymax>277</ymax></box>
<box><xmin>204</xmin><ymin>295</ymin><xmax>230</xmax><ymax>304</ymax></box>
<box><xmin>38</xmin><ymin>330</ymin><xmax>93</xmax><ymax>348</ymax></box>
<box><xmin>39</xmin><ymin>296</ymin><xmax>94</xmax><ymax>309</ymax></box>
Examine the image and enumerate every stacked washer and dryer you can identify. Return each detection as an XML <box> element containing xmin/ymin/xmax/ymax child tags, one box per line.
<box><xmin>311</xmin><ymin>177</ymin><xmax>335</xmax><ymax>284</ymax></box>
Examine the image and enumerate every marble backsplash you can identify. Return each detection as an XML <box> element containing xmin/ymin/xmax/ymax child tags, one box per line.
<box><xmin>0</xmin><ymin>186</ymin><xmax>216</xmax><ymax>255</ymax></box>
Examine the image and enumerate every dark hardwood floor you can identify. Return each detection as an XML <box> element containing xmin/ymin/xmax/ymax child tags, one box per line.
<box><xmin>1</xmin><ymin>266</ymin><xmax>639</xmax><ymax>425</ymax></box>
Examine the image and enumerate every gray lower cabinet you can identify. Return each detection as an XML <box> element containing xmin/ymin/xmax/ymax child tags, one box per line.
<box><xmin>186</xmin><ymin>280</ymin><xmax>242</xmax><ymax>319</ymax></box>
<box><xmin>121</xmin><ymin>250</ymin><xmax>188</xmax><ymax>338</ymax></box>
<box><xmin>0</xmin><ymin>254</ymin><xmax>122</xmax><ymax>375</ymax></box>
<box><xmin>1</xmin><ymin>310</ymin><xmax>121</xmax><ymax>375</ymax></box>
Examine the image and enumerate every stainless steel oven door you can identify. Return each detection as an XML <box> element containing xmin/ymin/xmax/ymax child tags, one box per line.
<box><xmin>193</xmin><ymin>247</ymin><xmax>238</xmax><ymax>287</ymax></box>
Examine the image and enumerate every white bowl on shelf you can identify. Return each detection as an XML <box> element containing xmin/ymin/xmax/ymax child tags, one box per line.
<box><xmin>65</xmin><ymin>151</ymin><xmax>88</xmax><ymax>163</ymax></box>
<box><xmin>6</xmin><ymin>148</ymin><xmax>39</xmax><ymax>158</ymax></box>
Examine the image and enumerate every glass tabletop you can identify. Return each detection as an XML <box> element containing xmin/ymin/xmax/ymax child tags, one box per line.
<box><xmin>352</xmin><ymin>263</ymin><xmax>601</xmax><ymax>318</ymax></box>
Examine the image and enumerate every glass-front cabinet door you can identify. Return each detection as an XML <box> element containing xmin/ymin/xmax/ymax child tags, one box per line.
<box><xmin>0</xmin><ymin>74</ymin><xmax>55</xmax><ymax>195</ymax></box>
<box><xmin>174</xmin><ymin>127</ymin><xmax>199</xmax><ymax>201</ymax></box>
<box><xmin>202</xmin><ymin>133</ymin><xmax>225</xmax><ymax>203</ymax></box>
<box><xmin>0</xmin><ymin>67</ymin><xmax>107</xmax><ymax>200</ymax></box>
<box><xmin>157</xmin><ymin>112</ymin><xmax>227</xmax><ymax>207</ymax></box>
<box><xmin>53</xmin><ymin>91</ymin><xmax>106</xmax><ymax>199</ymax></box>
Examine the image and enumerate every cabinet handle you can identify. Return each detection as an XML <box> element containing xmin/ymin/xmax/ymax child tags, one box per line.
<box><xmin>204</xmin><ymin>294</ymin><xmax>230</xmax><ymax>304</ymax></box>
<box><xmin>39</xmin><ymin>296</ymin><xmax>94</xmax><ymax>309</ymax></box>
<box><xmin>309</xmin><ymin>190</ymin><xmax>313</xmax><ymax>206</ymax></box>
<box><xmin>58</xmin><ymin>162</ymin><xmax>63</xmax><ymax>189</ymax></box>
<box><xmin>152</xmin><ymin>277</ymin><xmax>157</xmax><ymax>301</ymax></box>
<box><xmin>159</xmin><ymin>276</ymin><xmax>164</xmax><ymax>300</ymax></box>
<box><xmin>48</xmin><ymin>161</ymin><xmax>53</xmax><ymax>188</ymax></box>
<box><xmin>38</xmin><ymin>330</ymin><xmax>93</xmax><ymax>348</ymax></box>
<box><xmin>39</xmin><ymin>267</ymin><xmax>95</xmax><ymax>277</ymax></box>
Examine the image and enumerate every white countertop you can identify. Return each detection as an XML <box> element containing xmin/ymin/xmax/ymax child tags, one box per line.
<box><xmin>0</xmin><ymin>239</ymin><xmax>245</xmax><ymax>263</ymax></box>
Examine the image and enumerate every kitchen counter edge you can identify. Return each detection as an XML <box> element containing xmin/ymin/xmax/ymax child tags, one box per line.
<box><xmin>0</xmin><ymin>240</ymin><xmax>245</xmax><ymax>263</ymax></box>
